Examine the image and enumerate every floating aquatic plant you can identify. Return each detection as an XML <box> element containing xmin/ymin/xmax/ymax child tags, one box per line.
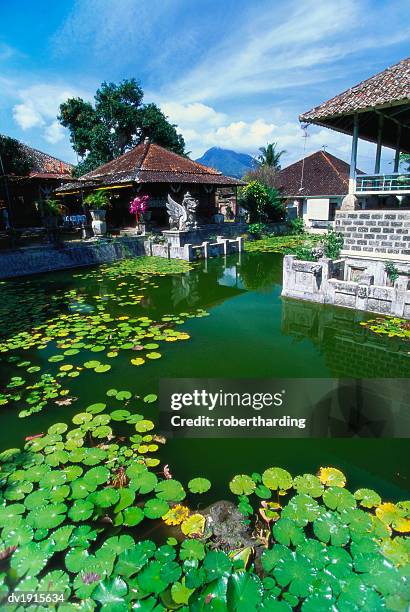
<box><xmin>360</xmin><ymin>316</ymin><xmax>410</xmax><ymax>340</ymax></box>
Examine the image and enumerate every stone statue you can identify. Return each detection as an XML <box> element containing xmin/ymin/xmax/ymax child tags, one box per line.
<box><xmin>166</xmin><ymin>191</ymin><xmax>199</xmax><ymax>230</ymax></box>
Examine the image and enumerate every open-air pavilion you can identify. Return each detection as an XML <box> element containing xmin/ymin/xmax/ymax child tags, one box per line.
<box><xmin>300</xmin><ymin>57</ymin><xmax>410</xmax><ymax>210</ymax></box>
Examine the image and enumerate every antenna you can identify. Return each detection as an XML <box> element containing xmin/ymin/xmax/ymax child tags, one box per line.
<box><xmin>299</xmin><ymin>124</ymin><xmax>309</xmax><ymax>191</ymax></box>
<box><xmin>322</xmin><ymin>144</ymin><xmax>328</xmax><ymax>152</ymax></box>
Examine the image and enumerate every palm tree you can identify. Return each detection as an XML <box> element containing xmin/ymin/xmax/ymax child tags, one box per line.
<box><xmin>258</xmin><ymin>142</ymin><xmax>286</xmax><ymax>169</ymax></box>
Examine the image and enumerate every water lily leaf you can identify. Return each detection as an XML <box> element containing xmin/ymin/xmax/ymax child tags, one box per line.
<box><xmin>4</xmin><ymin>480</ymin><xmax>33</xmax><ymax>501</ymax></box>
<box><xmin>115</xmin><ymin>391</ymin><xmax>132</xmax><ymax>401</ymax></box>
<box><xmin>354</xmin><ymin>488</ymin><xmax>381</xmax><ymax>508</ymax></box>
<box><xmin>262</xmin><ymin>468</ymin><xmax>293</xmax><ymax>492</ymax></box>
<box><xmin>188</xmin><ymin>477</ymin><xmax>211</xmax><ymax>494</ymax></box>
<box><xmin>227</xmin><ymin>572</ymin><xmax>264</xmax><ymax>611</ymax></box>
<box><xmin>68</xmin><ymin>499</ymin><xmax>94</xmax><ymax>522</ymax></box>
<box><xmin>180</xmin><ymin>539</ymin><xmax>205</xmax><ymax>561</ymax></box>
<box><xmin>72</xmin><ymin>412</ymin><xmax>93</xmax><ymax>425</ymax></box>
<box><xmin>38</xmin><ymin>569</ymin><xmax>71</xmax><ymax>596</ymax></box>
<box><xmin>181</xmin><ymin>513</ymin><xmax>205</xmax><ymax>537</ymax></box>
<box><xmin>281</xmin><ymin>494</ymin><xmax>320</xmax><ymax>526</ymax></box>
<box><xmin>86</xmin><ymin>402</ymin><xmax>107</xmax><ymax>414</ymax></box>
<box><xmin>272</xmin><ymin>517</ymin><xmax>305</xmax><ymax>546</ymax></box>
<box><xmin>65</xmin><ymin>547</ymin><xmax>90</xmax><ymax>573</ymax></box>
<box><xmin>171</xmin><ymin>581</ymin><xmax>195</xmax><ymax>605</ymax></box>
<box><xmin>110</xmin><ymin>410</ymin><xmax>131</xmax><ymax>421</ymax></box>
<box><xmin>229</xmin><ymin>474</ymin><xmax>256</xmax><ymax>496</ymax></box>
<box><xmin>94</xmin><ymin>364</ymin><xmax>111</xmax><ymax>373</ymax></box>
<box><xmin>131</xmin><ymin>358</ymin><xmax>145</xmax><ymax>366</ymax></box>
<box><xmin>203</xmin><ymin>550</ymin><xmax>232</xmax><ymax>581</ymax></box>
<box><xmin>137</xmin><ymin>560</ymin><xmax>168</xmax><ymax>595</ymax></box>
<box><xmin>11</xmin><ymin>540</ymin><xmax>52</xmax><ymax>577</ymax></box>
<box><xmin>155</xmin><ymin>479</ymin><xmax>186</xmax><ymax>502</ymax></box>
<box><xmin>92</xmin><ymin>425</ymin><xmax>113</xmax><ymax>439</ymax></box>
<box><xmin>115</xmin><ymin>540</ymin><xmax>156</xmax><ymax>578</ymax></box>
<box><xmin>122</xmin><ymin>506</ymin><xmax>144</xmax><ymax>526</ymax></box>
<box><xmin>260</xmin><ymin>596</ymin><xmax>292</xmax><ymax>611</ymax></box>
<box><xmin>143</xmin><ymin>393</ymin><xmax>158</xmax><ymax>404</ymax></box>
<box><xmin>273</xmin><ymin>551</ymin><xmax>316</xmax><ymax>598</ymax></box>
<box><xmin>48</xmin><ymin>423</ymin><xmax>68</xmax><ymax>435</ymax></box>
<box><xmin>93</xmin><ymin>576</ymin><xmax>128</xmax><ymax>608</ymax></box>
<box><xmin>159</xmin><ymin>560</ymin><xmax>181</xmax><ymax>586</ymax></box>
<box><xmin>146</xmin><ymin>352</ymin><xmax>161</xmax><ymax>359</ymax></box>
<box><xmin>318</xmin><ymin>467</ymin><xmax>346</xmax><ymax>488</ymax></box>
<box><xmin>50</xmin><ymin>525</ymin><xmax>74</xmax><ymax>551</ymax></box>
<box><xmin>0</xmin><ymin>503</ymin><xmax>26</xmax><ymax>527</ymax></box>
<box><xmin>129</xmin><ymin>469</ymin><xmax>158</xmax><ymax>495</ymax></box>
<box><xmin>71</xmin><ymin>478</ymin><xmax>96</xmax><ymax>499</ymax></box>
<box><xmin>313</xmin><ymin>510</ymin><xmax>349</xmax><ymax>546</ymax></box>
<box><xmin>84</xmin><ymin>360</ymin><xmax>101</xmax><ymax>369</ymax></box>
<box><xmin>323</xmin><ymin>487</ymin><xmax>356</xmax><ymax>512</ymax></box>
<box><xmin>144</xmin><ymin>498</ymin><xmax>169</xmax><ymax>519</ymax></box>
<box><xmin>293</xmin><ymin>474</ymin><xmax>324</xmax><ymax>498</ymax></box>
<box><xmin>27</xmin><ymin>503</ymin><xmax>67</xmax><ymax>529</ymax></box>
<box><xmin>135</xmin><ymin>419</ymin><xmax>155</xmax><ymax>433</ymax></box>
<box><xmin>92</xmin><ymin>488</ymin><xmax>120</xmax><ymax>508</ymax></box>
<box><xmin>2</xmin><ymin>523</ymin><xmax>33</xmax><ymax>546</ymax></box>
<box><xmin>40</xmin><ymin>470</ymin><xmax>67</xmax><ymax>488</ymax></box>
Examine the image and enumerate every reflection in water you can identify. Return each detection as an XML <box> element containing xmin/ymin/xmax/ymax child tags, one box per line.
<box><xmin>281</xmin><ymin>297</ymin><xmax>410</xmax><ymax>378</ymax></box>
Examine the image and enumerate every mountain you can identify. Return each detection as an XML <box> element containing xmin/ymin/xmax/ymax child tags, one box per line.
<box><xmin>195</xmin><ymin>147</ymin><xmax>256</xmax><ymax>179</ymax></box>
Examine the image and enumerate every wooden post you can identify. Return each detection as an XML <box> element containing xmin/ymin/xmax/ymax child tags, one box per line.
<box><xmin>394</xmin><ymin>124</ymin><xmax>401</xmax><ymax>173</ymax></box>
<box><xmin>349</xmin><ymin>114</ymin><xmax>359</xmax><ymax>194</ymax></box>
<box><xmin>374</xmin><ymin>114</ymin><xmax>384</xmax><ymax>173</ymax></box>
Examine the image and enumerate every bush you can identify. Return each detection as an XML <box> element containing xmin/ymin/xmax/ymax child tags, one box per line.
<box><xmin>323</xmin><ymin>230</ymin><xmax>344</xmax><ymax>259</ymax></box>
<box><xmin>247</xmin><ymin>223</ymin><xmax>268</xmax><ymax>239</ymax></box>
<box><xmin>288</xmin><ymin>217</ymin><xmax>304</xmax><ymax>235</ymax></box>
<box><xmin>84</xmin><ymin>191</ymin><xmax>111</xmax><ymax>209</ymax></box>
<box><xmin>291</xmin><ymin>244</ymin><xmax>318</xmax><ymax>262</ymax></box>
<box><xmin>238</xmin><ymin>181</ymin><xmax>284</xmax><ymax>223</ymax></box>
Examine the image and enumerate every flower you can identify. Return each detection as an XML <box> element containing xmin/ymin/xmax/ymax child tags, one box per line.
<box><xmin>129</xmin><ymin>195</ymin><xmax>149</xmax><ymax>222</ymax></box>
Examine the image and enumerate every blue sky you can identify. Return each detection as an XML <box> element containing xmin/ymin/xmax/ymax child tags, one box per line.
<box><xmin>0</xmin><ymin>0</ymin><xmax>409</xmax><ymax>172</ymax></box>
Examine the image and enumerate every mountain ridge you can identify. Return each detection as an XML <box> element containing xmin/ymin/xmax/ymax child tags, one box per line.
<box><xmin>195</xmin><ymin>147</ymin><xmax>256</xmax><ymax>179</ymax></box>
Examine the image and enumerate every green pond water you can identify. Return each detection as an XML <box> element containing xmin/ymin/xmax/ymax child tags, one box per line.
<box><xmin>0</xmin><ymin>252</ymin><xmax>409</xmax><ymax>504</ymax></box>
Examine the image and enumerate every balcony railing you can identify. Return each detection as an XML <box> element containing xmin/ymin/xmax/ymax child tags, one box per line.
<box><xmin>355</xmin><ymin>173</ymin><xmax>410</xmax><ymax>194</ymax></box>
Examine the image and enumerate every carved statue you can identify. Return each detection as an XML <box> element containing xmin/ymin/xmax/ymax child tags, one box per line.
<box><xmin>166</xmin><ymin>191</ymin><xmax>198</xmax><ymax>230</ymax></box>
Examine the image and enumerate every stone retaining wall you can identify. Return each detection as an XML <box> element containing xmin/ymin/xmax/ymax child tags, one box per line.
<box><xmin>335</xmin><ymin>210</ymin><xmax>410</xmax><ymax>256</ymax></box>
<box><xmin>282</xmin><ymin>254</ymin><xmax>410</xmax><ymax>318</ymax></box>
<box><xmin>0</xmin><ymin>237</ymin><xmax>146</xmax><ymax>279</ymax></box>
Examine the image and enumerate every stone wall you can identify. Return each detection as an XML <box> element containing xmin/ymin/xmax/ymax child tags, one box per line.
<box><xmin>335</xmin><ymin>209</ymin><xmax>410</xmax><ymax>256</ymax></box>
<box><xmin>282</xmin><ymin>254</ymin><xmax>410</xmax><ymax>318</ymax></box>
<box><xmin>0</xmin><ymin>237</ymin><xmax>146</xmax><ymax>280</ymax></box>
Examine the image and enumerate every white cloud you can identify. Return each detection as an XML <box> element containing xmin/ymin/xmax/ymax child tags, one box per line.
<box><xmin>11</xmin><ymin>83</ymin><xmax>89</xmax><ymax>144</ymax></box>
<box><xmin>162</xmin><ymin>102</ymin><xmax>226</xmax><ymax>127</ymax></box>
<box><xmin>44</xmin><ymin>120</ymin><xmax>66</xmax><ymax>144</ymax></box>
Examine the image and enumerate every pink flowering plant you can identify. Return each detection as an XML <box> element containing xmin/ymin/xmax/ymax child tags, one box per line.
<box><xmin>129</xmin><ymin>195</ymin><xmax>149</xmax><ymax>223</ymax></box>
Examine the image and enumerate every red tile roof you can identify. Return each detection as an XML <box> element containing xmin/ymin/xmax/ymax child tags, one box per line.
<box><xmin>276</xmin><ymin>150</ymin><xmax>362</xmax><ymax>197</ymax></box>
<box><xmin>19</xmin><ymin>142</ymin><xmax>73</xmax><ymax>178</ymax></box>
<box><xmin>57</xmin><ymin>141</ymin><xmax>243</xmax><ymax>192</ymax></box>
<box><xmin>300</xmin><ymin>57</ymin><xmax>410</xmax><ymax>121</ymax></box>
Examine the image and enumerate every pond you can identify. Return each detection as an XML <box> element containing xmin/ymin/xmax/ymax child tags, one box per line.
<box><xmin>1</xmin><ymin>251</ymin><xmax>409</xmax><ymax>505</ymax></box>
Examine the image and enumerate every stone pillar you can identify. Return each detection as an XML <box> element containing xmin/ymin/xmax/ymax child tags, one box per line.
<box><xmin>183</xmin><ymin>243</ymin><xmax>193</xmax><ymax>261</ymax></box>
<box><xmin>202</xmin><ymin>241</ymin><xmax>209</xmax><ymax>259</ymax></box>
<box><xmin>341</xmin><ymin>194</ymin><xmax>359</xmax><ymax>211</ymax></box>
<box><xmin>237</xmin><ymin>236</ymin><xmax>243</xmax><ymax>252</ymax></box>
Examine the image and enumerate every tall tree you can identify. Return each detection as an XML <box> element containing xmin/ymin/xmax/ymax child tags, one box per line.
<box><xmin>59</xmin><ymin>79</ymin><xmax>185</xmax><ymax>176</ymax></box>
<box><xmin>0</xmin><ymin>135</ymin><xmax>33</xmax><ymax>176</ymax></box>
<box><xmin>258</xmin><ymin>142</ymin><xmax>286</xmax><ymax>169</ymax></box>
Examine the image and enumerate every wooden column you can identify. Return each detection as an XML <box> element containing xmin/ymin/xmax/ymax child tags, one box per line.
<box><xmin>394</xmin><ymin>124</ymin><xmax>402</xmax><ymax>172</ymax></box>
<box><xmin>374</xmin><ymin>114</ymin><xmax>384</xmax><ymax>173</ymax></box>
<box><xmin>349</xmin><ymin>113</ymin><xmax>359</xmax><ymax>194</ymax></box>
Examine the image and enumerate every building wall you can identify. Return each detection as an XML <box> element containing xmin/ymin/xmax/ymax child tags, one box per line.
<box><xmin>335</xmin><ymin>210</ymin><xmax>410</xmax><ymax>256</ymax></box>
<box><xmin>304</xmin><ymin>198</ymin><xmax>330</xmax><ymax>225</ymax></box>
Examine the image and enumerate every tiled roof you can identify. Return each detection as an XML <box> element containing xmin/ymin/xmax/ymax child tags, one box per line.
<box><xmin>18</xmin><ymin>141</ymin><xmax>73</xmax><ymax>178</ymax></box>
<box><xmin>300</xmin><ymin>57</ymin><xmax>410</xmax><ymax>121</ymax></box>
<box><xmin>57</xmin><ymin>141</ymin><xmax>243</xmax><ymax>192</ymax></box>
<box><xmin>275</xmin><ymin>150</ymin><xmax>362</xmax><ymax>197</ymax></box>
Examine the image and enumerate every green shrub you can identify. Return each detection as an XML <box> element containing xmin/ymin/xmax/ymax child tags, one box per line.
<box><xmin>288</xmin><ymin>217</ymin><xmax>305</xmax><ymax>235</ymax></box>
<box><xmin>291</xmin><ymin>244</ymin><xmax>318</xmax><ymax>261</ymax></box>
<box><xmin>323</xmin><ymin>230</ymin><xmax>344</xmax><ymax>259</ymax></box>
<box><xmin>247</xmin><ymin>223</ymin><xmax>268</xmax><ymax>238</ymax></box>
<box><xmin>385</xmin><ymin>261</ymin><xmax>400</xmax><ymax>284</ymax></box>
<box><xmin>84</xmin><ymin>191</ymin><xmax>111</xmax><ymax>209</ymax></box>
<box><xmin>238</xmin><ymin>181</ymin><xmax>284</xmax><ymax>223</ymax></box>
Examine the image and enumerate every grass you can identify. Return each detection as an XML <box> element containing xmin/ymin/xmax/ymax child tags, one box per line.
<box><xmin>244</xmin><ymin>233</ymin><xmax>321</xmax><ymax>254</ymax></box>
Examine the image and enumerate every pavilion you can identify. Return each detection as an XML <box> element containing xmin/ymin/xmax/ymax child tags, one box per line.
<box><xmin>56</xmin><ymin>139</ymin><xmax>243</xmax><ymax>229</ymax></box>
<box><xmin>299</xmin><ymin>57</ymin><xmax>410</xmax><ymax>210</ymax></box>
<box><xmin>0</xmin><ymin>138</ymin><xmax>72</xmax><ymax>228</ymax></box>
